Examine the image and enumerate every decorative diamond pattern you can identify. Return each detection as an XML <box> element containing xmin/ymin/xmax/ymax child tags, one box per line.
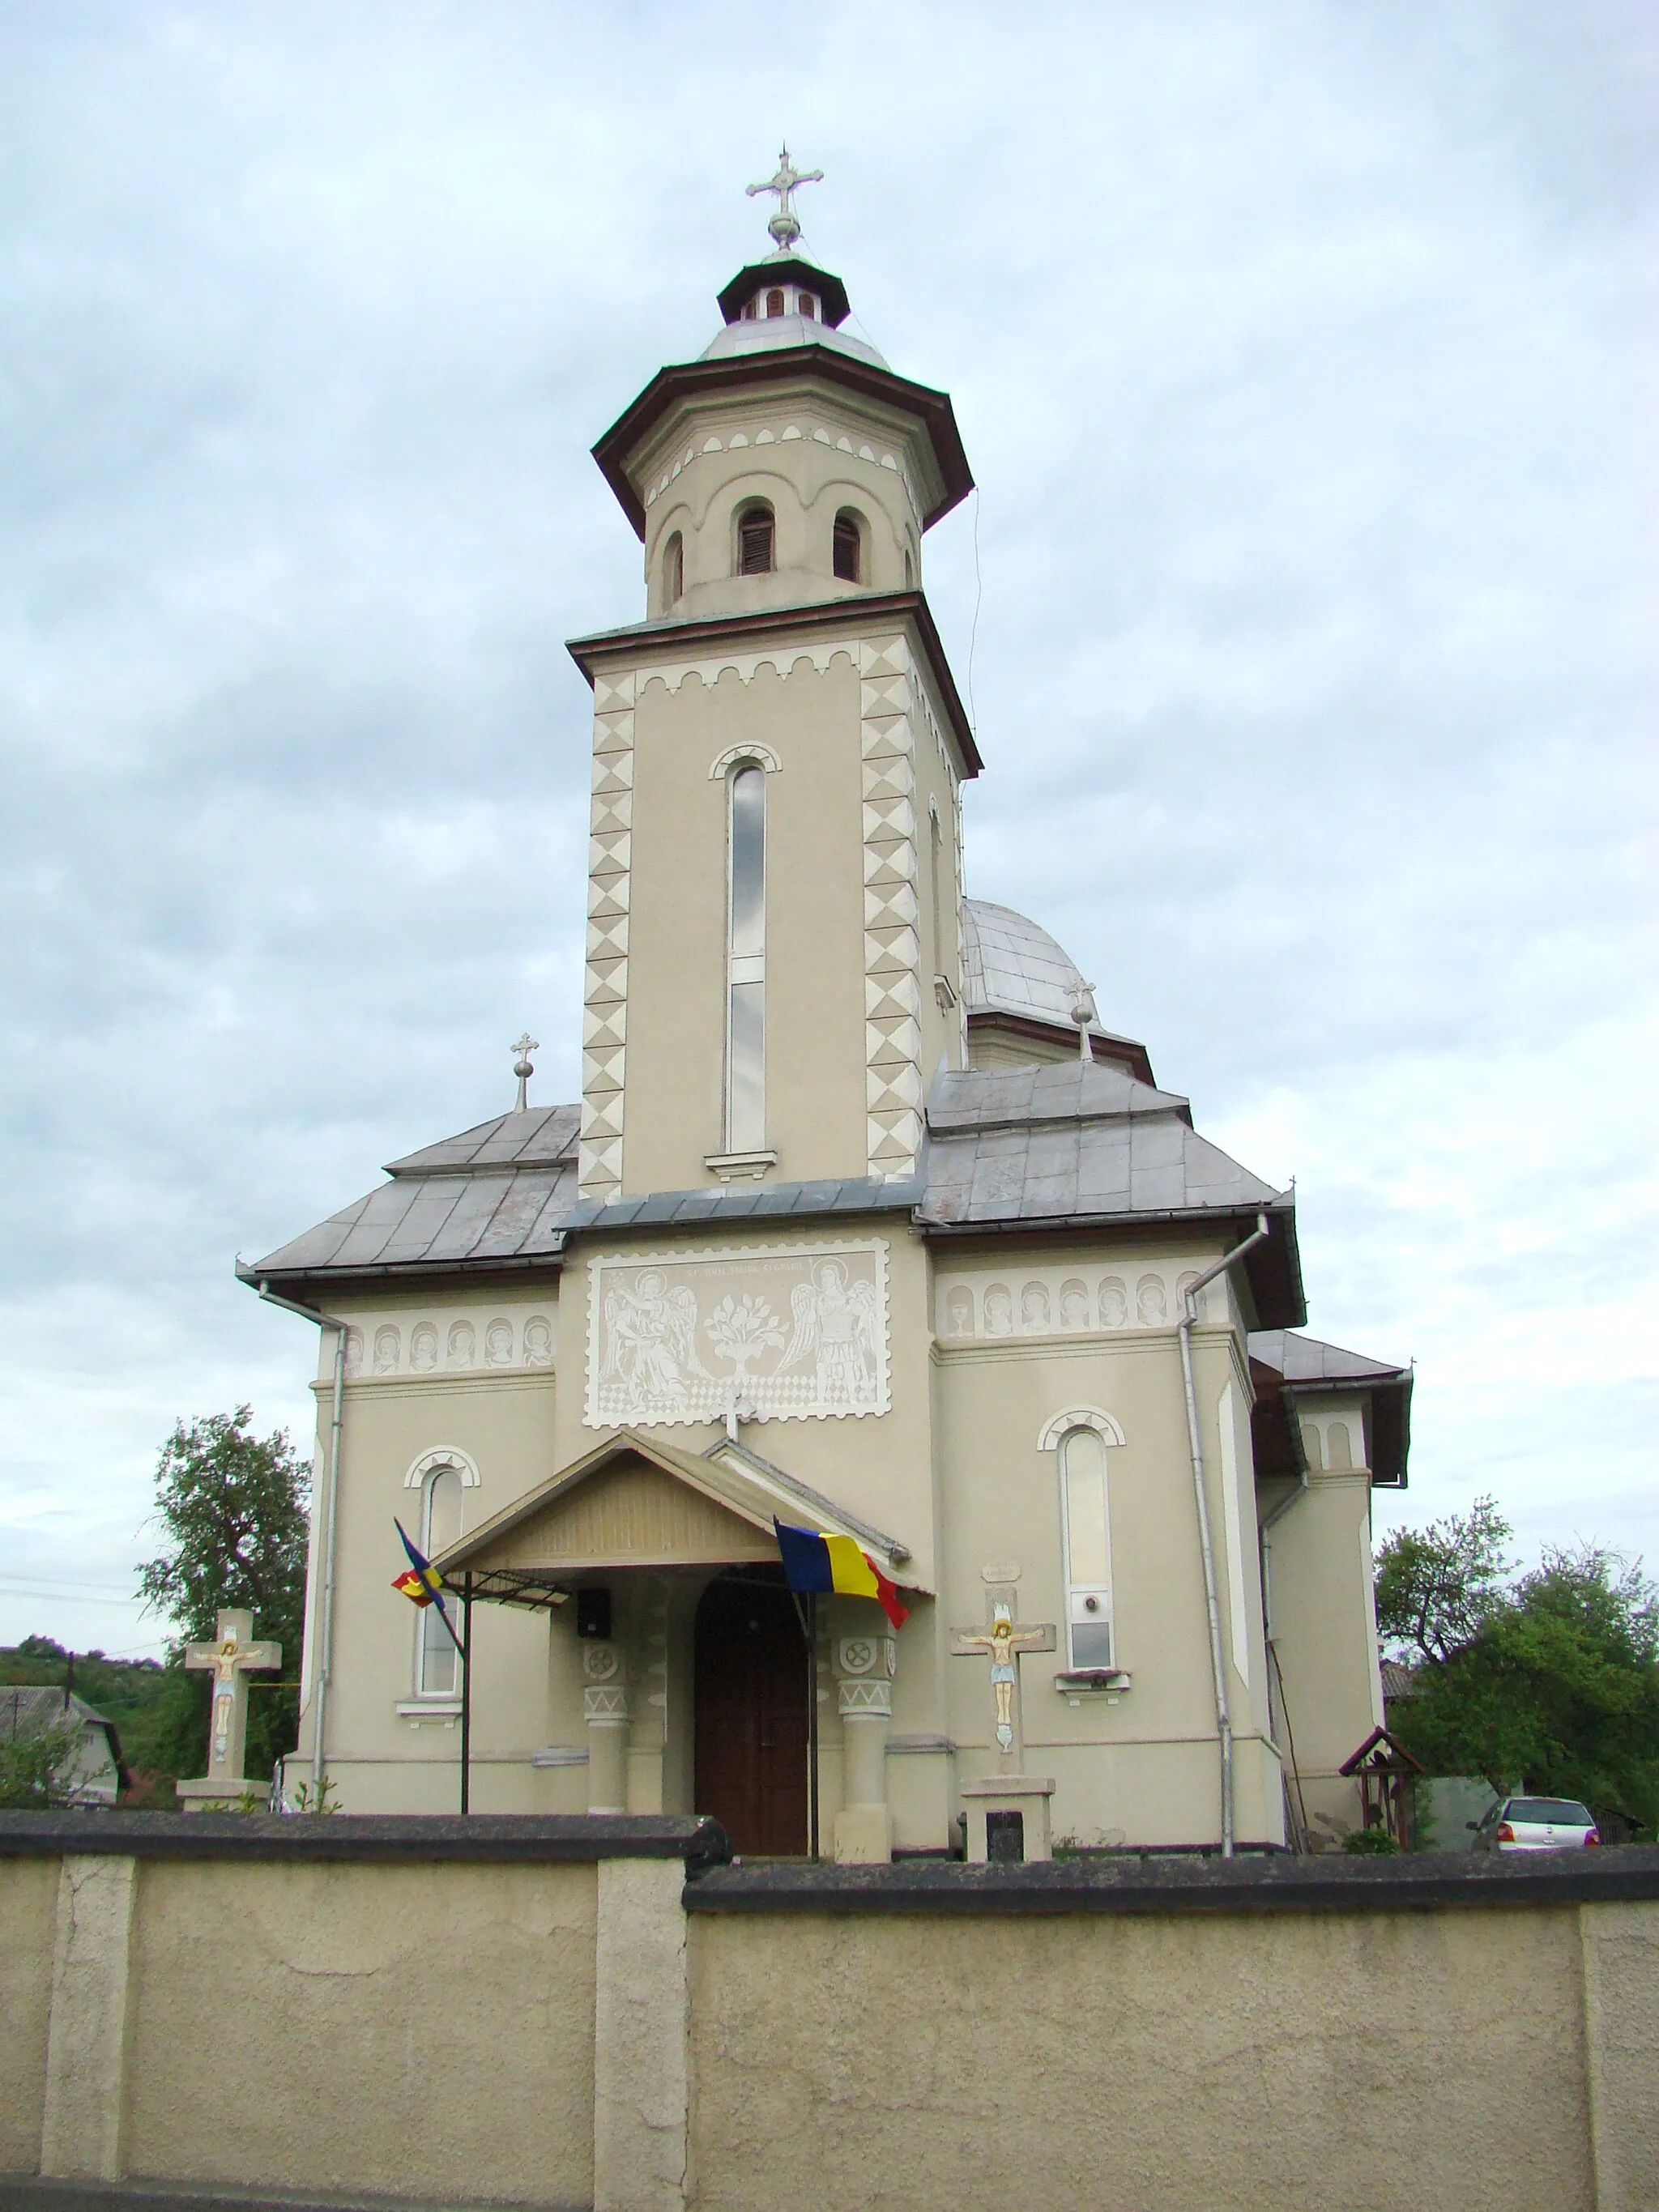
<box><xmin>581</xmin><ymin>676</ymin><xmax>634</xmax><ymax>1199</ymax></box>
<box><xmin>859</xmin><ymin>638</ymin><xmax>923</xmax><ymax>1179</ymax></box>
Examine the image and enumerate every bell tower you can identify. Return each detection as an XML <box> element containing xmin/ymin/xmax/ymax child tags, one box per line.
<box><xmin>568</xmin><ymin>161</ymin><xmax>979</xmax><ymax>1203</ymax></box>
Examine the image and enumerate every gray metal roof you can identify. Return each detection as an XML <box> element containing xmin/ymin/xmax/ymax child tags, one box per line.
<box><xmin>963</xmin><ymin>899</ymin><xmax>1086</xmax><ymax>1027</ymax></box>
<box><xmin>249</xmin><ymin>1055</ymin><xmax>1296</xmax><ymax>1310</ymax></box>
<box><xmin>560</xmin><ymin>1175</ymin><xmax>923</xmax><ymax>1233</ymax></box>
<box><xmin>919</xmin><ymin>1061</ymin><xmax>1279</xmax><ymax>1227</ymax></box>
<box><xmin>962</xmin><ymin>899</ymin><xmax>1145</xmax><ymax>1059</ymax></box>
<box><xmin>1249</xmin><ymin>1330</ymin><xmax>1408</xmax><ymax>1387</ymax></box>
<box><xmin>386</xmin><ymin>1105</ymin><xmax>579</xmax><ymax>1178</ymax></box>
<box><xmin>1</xmin><ymin>1687</ymin><xmax>115</xmax><ymax>1735</ymax></box>
<box><xmin>699</xmin><ymin>313</ymin><xmax>887</xmax><ymax>369</ymax></box>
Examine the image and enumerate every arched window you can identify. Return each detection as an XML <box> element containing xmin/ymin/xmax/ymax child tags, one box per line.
<box><xmin>737</xmin><ymin>503</ymin><xmax>774</xmax><ymax>576</ymax></box>
<box><xmin>832</xmin><ymin>510</ymin><xmax>862</xmax><ymax>582</ymax></box>
<box><xmin>726</xmin><ymin>764</ymin><xmax>766</xmax><ymax>1149</ymax></box>
<box><xmin>417</xmin><ymin>1464</ymin><xmax>464</xmax><ymax>1697</ymax></box>
<box><xmin>1059</xmin><ymin>1426</ymin><xmax>1114</xmax><ymax>1669</ymax></box>
<box><xmin>903</xmin><ymin>548</ymin><xmax>914</xmax><ymax>590</ymax></box>
<box><xmin>799</xmin><ymin>292</ymin><xmax>816</xmax><ymax>320</ymax></box>
<box><xmin>663</xmin><ymin>531</ymin><xmax>684</xmax><ymax>605</ymax></box>
<box><xmin>766</xmin><ymin>287</ymin><xmax>785</xmax><ymax>317</ymax></box>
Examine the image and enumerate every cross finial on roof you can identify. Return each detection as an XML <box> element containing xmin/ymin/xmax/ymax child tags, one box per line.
<box><xmin>510</xmin><ymin>1033</ymin><xmax>539</xmax><ymax>1113</ymax></box>
<box><xmin>1070</xmin><ymin>978</ymin><xmax>1098</xmax><ymax>1061</ymax></box>
<box><xmin>746</xmin><ymin>146</ymin><xmax>823</xmax><ymax>251</ymax></box>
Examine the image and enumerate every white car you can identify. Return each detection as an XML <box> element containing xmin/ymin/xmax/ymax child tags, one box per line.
<box><xmin>1470</xmin><ymin>1795</ymin><xmax>1600</xmax><ymax>1852</ymax></box>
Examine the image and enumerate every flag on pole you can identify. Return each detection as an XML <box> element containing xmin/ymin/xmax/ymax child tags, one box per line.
<box><xmin>774</xmin><ymin>1519</ymin><xmax>909</xmax><ymax>1630</ymax></box>
<box><xmin>391</xmin><ymin>1519</ymin><xmax>445</xmax><ymax>1606</ymax></box>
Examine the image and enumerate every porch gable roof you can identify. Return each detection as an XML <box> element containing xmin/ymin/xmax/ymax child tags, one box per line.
<box><xmin>431</xmin><ymin>1429</ymin><xmax>919</xmax><ymax>1599</ymax></box>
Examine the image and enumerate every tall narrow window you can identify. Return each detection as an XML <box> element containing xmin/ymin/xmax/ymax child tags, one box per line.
<box><xmin>832</xmin><ymin>510</ymin><xmax>862</xmax><ymax>582</ymax></box>
<box><xmin>663</xmin><ymin>531</ymin><xmax>683</xmax><ymax>605</ymax></box>
<box><xmin>418</xmin><ymin>1466</ymin><xmax>464</xmax><ymax>1696</ymax></box>
<box><xmin>737</xmin><ymin>504</ymin><xmax>774</xmax><ymax>575</ymax></box>
<box><xmin>1060</xmin><ymin>1426</ymin><xmax>1114</xmax><ymax>1669</ymax></box>
<box><xmin>726</xmin><ymin>765</ymin><xmax>766</xmax><ymax>1149</ymax></box>
<box><xmin>766</xmin><ymin>287</ymin><xmax>786</xmax><ymax>317</ymax></box>
<box><xmin>928</xmin><ymin>799</ymin><xmax>945</xmax><ymax>978</ymax></box>
<box><xmin>799</xmin><ymin>292</ymin><xmax>816</xmax><ymax>320</ymax></box>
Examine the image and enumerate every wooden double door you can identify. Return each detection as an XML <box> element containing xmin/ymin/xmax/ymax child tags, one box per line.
<box><xmin>693</xmin><ymin>1575</ymin><xmax>808</xmax><ymax>1856</ymax></box>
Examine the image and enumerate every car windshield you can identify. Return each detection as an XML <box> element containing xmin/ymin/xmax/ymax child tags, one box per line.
<box><xmin>1508</xmin><ymin>1798</ymin><xmax>1593</xmax><ymax>1825</ymax></box>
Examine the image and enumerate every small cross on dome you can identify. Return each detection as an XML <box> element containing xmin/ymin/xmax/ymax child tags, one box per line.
<box><xmin>746</xmin><ymin>147</ymin><xmax>823</xmax><ymax>251</ymax></box>
<box><xmin>510</xmin><ymin>1033</ymin><xmax>539</xmax><ymax>1113</ymax></box>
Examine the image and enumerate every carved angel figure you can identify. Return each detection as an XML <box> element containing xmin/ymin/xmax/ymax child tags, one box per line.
<box><xmin>603</xmin><ymin>1269</ymin><xmax>706</xmax><ymax>1409</ymax></box>
<box><xmin>776</xmin><ymin>1259</ymin><xmax>881</xmax><ymax>1408</ymax></box>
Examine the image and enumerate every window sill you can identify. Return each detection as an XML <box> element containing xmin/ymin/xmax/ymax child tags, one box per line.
<box><xmin>396</xmin><ymin>1699</ymin><xmax>462</xmax><ymax>1723</ymax></box>
<box><xmin>1053</xmin><ymin>1670</ymin><xmax>1132</xmax><ymax>1694</ymax></box>
<box><xmin>705</xmin><ymin>1149</ymin><xmax>778</xmax><ymax>1183</ymax></box>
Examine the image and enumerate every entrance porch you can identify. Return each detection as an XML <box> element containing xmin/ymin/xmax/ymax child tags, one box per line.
<box><xmin>430</xmin><ymin>1428</ymin><xmax>919</xmax><ymax>1860</ymax></box>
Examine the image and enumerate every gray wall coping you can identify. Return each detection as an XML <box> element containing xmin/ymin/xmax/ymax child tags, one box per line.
<box><xmin>684</xmin><ymin>1844</ymin><xmax>1659</xmax><ymax>1914</ymax></box>
<box><xmin>0</xmin><ymin>1809</ymin><xmax>730</xmax><ymax>1869</ymax></box>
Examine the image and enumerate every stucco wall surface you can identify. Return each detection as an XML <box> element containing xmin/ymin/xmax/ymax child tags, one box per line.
<box><xmin>0</xmin><ymin>1857</ymin><xmax>56</xmax><ymax>2172</ymax></box>
<box><xmin>688</xmin><ymin>1906</ymin><xmax>1599</xmax><ymax>2212</ymax></box>
<box><xmin>1582</xmin><ymin>1900</ymin><xmax>1659</xmax><ymax>2210</ymax></box>
<box><xmin>122</xmin><ymin>1860</ymin><xmax>596</xmax><ymax>2206</ymax></box>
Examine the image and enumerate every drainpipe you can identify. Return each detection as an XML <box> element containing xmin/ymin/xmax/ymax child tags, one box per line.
<box><xmin>256</xmin><ymin>1281</ymin><xmax>348</xmax><ymax>1801</ymax></box>
<box><xmin>1258</xmin><ymin>1394</ymin><xmax>1311</xmax><ymax>1845</ymax></box>
<box><xmin>1179</xmin><ymin>1212</ymin><xmax>1271</xmax><ymax>1859</ymax></box>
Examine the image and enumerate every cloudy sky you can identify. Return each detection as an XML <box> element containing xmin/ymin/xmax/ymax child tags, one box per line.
<box><xmin>2</xmin><ymin>2</ymin><xmax>1653</xmax><ymax>1660</ymax></box>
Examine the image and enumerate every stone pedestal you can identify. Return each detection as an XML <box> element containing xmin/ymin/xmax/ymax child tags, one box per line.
<box><xmin>962</xmin><ymin>1775</ymin><xmax>1056</xmax><ymax>1863</ymax></box>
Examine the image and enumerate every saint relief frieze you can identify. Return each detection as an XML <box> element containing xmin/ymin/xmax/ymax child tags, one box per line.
<box><xmin>584</xmin><ymin>1241</ymin><xmax>890</xmax><ymax>1427</ymax></box>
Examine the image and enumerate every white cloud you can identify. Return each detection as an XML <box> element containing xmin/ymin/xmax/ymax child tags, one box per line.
<box><xmin>2</xmin><ymin>1</ymin><xmax>1654</xmax><ymax>1654</ymax></box>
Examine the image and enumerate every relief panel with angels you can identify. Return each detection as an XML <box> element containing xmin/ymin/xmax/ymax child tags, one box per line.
<box><xmin>584</xmin><ymin>1241</ymin><xmax>890</xmax><ymax>1427</ymax></box>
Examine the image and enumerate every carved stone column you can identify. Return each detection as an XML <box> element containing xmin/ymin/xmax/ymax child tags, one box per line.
<box><xmin>582</xmin><ymin>1643</ymin><xmax>630</xmax><ymax>1815</ymax></box>
<box><xmin>833</xmin><ymin>1629</ymin><xmax>895</xmax><ymax>1865</ymax></box>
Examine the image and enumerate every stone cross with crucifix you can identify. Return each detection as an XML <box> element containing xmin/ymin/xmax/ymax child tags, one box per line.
<box><xmin>951</xmin><ymin>1592</ymin><xmax>1056</xmax><ymax>1766</ymax></box>
<box><xmin>177</xmin><ymin>1609</ymin><xmax>281</xmax><ymax>1810</ymax></box>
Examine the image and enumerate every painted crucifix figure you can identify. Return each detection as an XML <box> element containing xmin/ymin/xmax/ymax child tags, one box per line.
<box><xmin>184</xmin><ymin>1609</ymin><xmax>281</xmax><ymax>1793</ymax></box>
<box><xmin>951</xmin><ymin>1596</ymin><xmax>1056</xmax><ymax>1763</ymax></box>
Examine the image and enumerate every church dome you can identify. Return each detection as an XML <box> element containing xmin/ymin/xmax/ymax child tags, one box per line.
<box><xmin>698</xmin><ymin>313</ymin><xmax>888</xmax><ymax>371</ymax></box>
<box><xmin>962</xmin><ymin>899</ymin><xmax>1091</xmax><ymax>1028</ymax></box>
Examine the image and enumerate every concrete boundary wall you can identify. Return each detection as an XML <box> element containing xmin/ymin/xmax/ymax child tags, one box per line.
<box><xmin>2</xmin><ymin>1817</ymin><xmax>1656</xmax><ymax>2212</ymax></box>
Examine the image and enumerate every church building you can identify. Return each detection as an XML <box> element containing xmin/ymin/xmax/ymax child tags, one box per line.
<box><xmin>246</xmin><ymin>160</ymin><xmax>1412</xmax><ymax>1860</ymax></box>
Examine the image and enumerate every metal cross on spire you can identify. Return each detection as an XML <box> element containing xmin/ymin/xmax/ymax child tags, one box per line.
<box><xmin>746</xmin><ymin>146</ymin><xmax>823</xmax><ymax>251</ymax></box>
<box><xmin>510</xmin><ymin>1033</ymin><xmax>539</xmax><ymax>1113</ymax></box>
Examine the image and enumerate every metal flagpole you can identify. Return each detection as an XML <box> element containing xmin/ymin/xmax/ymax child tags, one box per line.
<box><xmin>807</xmin><ymin>1590</ymin><xmax>820</xmax><ymax>1861</ymax></box>
<box><xmin>459</xmin><ymin>1574</ymin><xmax>474</xmax><ymax>1816</ymax></box>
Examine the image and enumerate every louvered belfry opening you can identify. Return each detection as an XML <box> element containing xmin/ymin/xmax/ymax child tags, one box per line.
<box><xmin>832</xmin><ymin>511</ymin><xmax>861</xmax><ymax>582</ymax></box>
<box><xmin>738</xmin><ymin>505</ymin><xmax>774</xmax><ymax>575</ymax></box>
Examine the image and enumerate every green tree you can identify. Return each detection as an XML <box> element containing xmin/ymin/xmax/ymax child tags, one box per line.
<box><xmin>1390</xmin><ymin>1545</ymin><xmax>1659</xmax><ymax>1837</ymax></box>
<box><xmin>1375</xmin><ymin>1495</ymin><xmax>1513</xmax><ymax>1665</ymax></box>
<box><xmin>137</xmin><ymin>1409</ymin><xmax>310</xmax><ymax>1792</ymax></box>
<box><xmin>0</xmin><ymin>1713</ymin><xmax>83</xmax><ymax>1809</ymax></box>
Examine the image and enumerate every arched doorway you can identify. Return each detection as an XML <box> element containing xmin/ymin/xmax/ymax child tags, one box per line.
<box><xmin>693</xmin><ymin>1574</ymin><xmax>808</xmax><ymax>1856</ymax></box>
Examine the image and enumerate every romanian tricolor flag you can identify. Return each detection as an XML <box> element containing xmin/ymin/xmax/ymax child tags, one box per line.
<box><xmin>391</xmin><ymin>1518</ymin><xmax>446</xmax><ymax>1608</ymax></box>
<box><xmin>774</xmin><ymin>1519</ymin><xmax>909</xmax><ymax>1630</ymax></box>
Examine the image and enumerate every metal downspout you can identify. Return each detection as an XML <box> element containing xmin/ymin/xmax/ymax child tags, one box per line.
<box><xmin>1179</xmin><ymin>1213</ymin><xmax>1271</xmax><ymax>1858</ymax></box>
<box><xmin>256</xmin><ymin>1281</ymin><xmax>348</xmax><ymax>1800</ymax></box>
<box><xmin>1259</xmin><ymin>1395</ymin><xmax>1311</xmax><ymax>1845</ymax></box>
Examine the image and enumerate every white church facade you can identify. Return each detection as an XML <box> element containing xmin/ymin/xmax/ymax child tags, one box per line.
<box><xmin>247</xmin><ymin>167</ymin><xmax>1411</xmax><ymax>1860</ymax></box>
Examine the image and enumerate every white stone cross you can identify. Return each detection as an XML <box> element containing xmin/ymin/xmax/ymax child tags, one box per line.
<box><xmin>184</xmin><ymin>1609</ymin><xmax>281</xmax><ymax>1793</ymax></box>
<box><xmin>951</xmin><ymin>1595</ymin><xmax>1056</xmax><ymax>1763</ymax></box>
